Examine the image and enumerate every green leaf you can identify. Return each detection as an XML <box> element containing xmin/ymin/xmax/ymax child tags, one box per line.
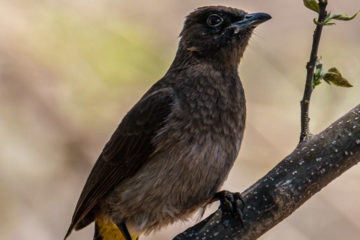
<box><xmin>323</xmin><ymin>16</ymin><xmax>336</xmax><ymax>26</ymax></box>
<box><xmin>331</xmin><ymin>11</ymin><xmax>360</xmax><ymax>21</ymax></box>
<box><xmin>324</xmin><ymin>22</ymin><xmax>336</xmax><ymax>26</ymax></box>
<box><xmin>314</xmin><ymin>15</ymin><xmax>337</xmax><ymax>26</ymax></box>
<box><xmin>323</xmin><ymin>68</ymin><xmax>353</xmax><ymax>87</ymax></box>
<box><xmin>328</xmin><ymin>67</ymin><xmax>341</xmax><ymax>74</ymax></box>
<box><xmin>312</xmin><ymin>58</ymin><xmax>324</xmax><ymax>88</ymax></box>
<box><xmin>304</xmin><ymin>0</ymin><xmax>320</xmax><ymax>13</ymax></box>
<box><xmin>312</xmin><ymin>74</ymin><xmax>322</xmax><ymax>87</ymax></box>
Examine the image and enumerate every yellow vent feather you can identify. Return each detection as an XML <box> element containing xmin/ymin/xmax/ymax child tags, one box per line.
<box><xmin>95</xmin><ymin>217</ymin><xmax>138</xmax><ymax>240</ymax></box>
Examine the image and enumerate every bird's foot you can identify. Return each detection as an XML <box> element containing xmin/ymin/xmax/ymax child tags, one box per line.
<box><xmin>212</xmin><ymin>190</ymin><xmax>245</xmax><ymax>221</ymax></box>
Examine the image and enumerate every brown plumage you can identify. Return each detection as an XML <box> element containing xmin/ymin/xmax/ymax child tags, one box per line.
<box><xmin>65</xmin><ymin>5</ymin><xmax>271</xmax><ymax>240</ymax></box>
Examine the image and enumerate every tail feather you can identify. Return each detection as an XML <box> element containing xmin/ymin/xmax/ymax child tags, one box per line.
<box><xmin>94</xmin><ymin>217</ymin><xmax>139</xmax><ymax>240</ymax></box>
<box><xmin>64</xmin><ymin>222</ymin><xmax>75</xmax><ymax>240</ymax></box>
<box><xmin>94</xmin><ymin>222</ymin><xmax>102</xmax><ymax>240</ymax></box>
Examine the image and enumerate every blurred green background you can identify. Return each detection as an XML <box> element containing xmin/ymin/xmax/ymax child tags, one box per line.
<box><xmin>1</xmin><ymin>0</ymin><xmax>359</xmax><ymax>239</ymax></box>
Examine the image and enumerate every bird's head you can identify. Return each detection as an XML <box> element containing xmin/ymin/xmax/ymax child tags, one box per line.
<box><xmin>178</xmin><ymin>6</ymin><xmax>271</xmax><ymax>68</ymax></box>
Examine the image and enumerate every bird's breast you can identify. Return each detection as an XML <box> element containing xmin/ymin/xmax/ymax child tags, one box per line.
<box><xmin>174</xmin><ymin>70</ymin><xmax>246</xmax><ymax>145</ymax></box>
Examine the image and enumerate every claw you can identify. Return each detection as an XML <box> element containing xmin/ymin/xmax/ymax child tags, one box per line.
<box><xmin>213</xmin><ymin>190</ymin><xmax>245</xmax><ymax>222</ymax></box>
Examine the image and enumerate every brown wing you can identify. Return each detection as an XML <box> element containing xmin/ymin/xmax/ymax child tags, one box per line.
<box><xmin>65</xmin><ymin>88</ymin><xmax>175</xmax><ymax>238</ymax></box>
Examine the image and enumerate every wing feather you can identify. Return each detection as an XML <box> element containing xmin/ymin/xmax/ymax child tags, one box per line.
<box><xmin>65</xmin><ymin>88</ymin><xmax>175</xmax><ymax>238</ymax></box>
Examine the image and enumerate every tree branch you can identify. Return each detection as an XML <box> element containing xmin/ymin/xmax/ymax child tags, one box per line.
<box><xmin>300</xmin><ymin>0</ymin><xmax>328</xmax><ymax>142</ymax></box>
<box><xmin>174</xmin><ymin>104</ymin><xmax>360</xmax><ymax>240</ymax></box>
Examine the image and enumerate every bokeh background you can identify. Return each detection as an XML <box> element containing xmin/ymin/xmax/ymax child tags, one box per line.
<box><xmin>1</xmin><ymin>0</ymin><xmax>360</xmax><ymax>239</ymax></box>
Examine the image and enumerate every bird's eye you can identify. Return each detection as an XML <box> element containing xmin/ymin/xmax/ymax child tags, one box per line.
<box><xmin>207</xmin><ymin>14</ymin><xmax>223</xmax><ymax>27</ymax></box>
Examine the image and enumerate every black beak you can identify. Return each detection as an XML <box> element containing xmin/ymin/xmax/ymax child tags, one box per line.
<box><xmin>229</xmin><ymin>12</ymin><xmax>271</xmax><ymax>34</ymax></box>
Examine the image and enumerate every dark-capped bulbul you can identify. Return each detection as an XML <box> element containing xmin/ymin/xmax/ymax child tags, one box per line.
<box><xmin>65</xmin><ymin>5</ymin><xmax>271</xmax><ymax>240</ymax></box>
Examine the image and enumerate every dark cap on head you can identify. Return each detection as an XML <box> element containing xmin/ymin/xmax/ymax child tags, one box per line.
<box><xmin>178</xmin><ymin>6</ymin><xmax>271</xmax><ymax>66</ymax></box>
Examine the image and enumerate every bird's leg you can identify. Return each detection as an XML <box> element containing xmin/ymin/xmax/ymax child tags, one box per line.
<box><xmin>212</xmin><ymin>190</ymin><xmax>245</xmax><ymax>221</ymax></box>
<box><xmin>117</xmin><ymin>222</ymin><xmax>133</xmax><ymax>240</ymax></box>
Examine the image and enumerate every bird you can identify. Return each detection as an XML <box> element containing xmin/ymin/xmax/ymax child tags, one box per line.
<box><xmin>65</xmin><ymin>5</ymin><xmax>271</xmax><ymax>240</ymax></box>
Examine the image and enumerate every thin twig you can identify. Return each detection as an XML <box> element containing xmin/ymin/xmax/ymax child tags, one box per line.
<box><xmin>174</xmin><ymin>104</ymin><xmax>360</xmax><ymax>240</ymax></box>
<box><xmin>300</xmin><ymin>0</ymin><xmax>328</xmax><ymax>142</ymax></box>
